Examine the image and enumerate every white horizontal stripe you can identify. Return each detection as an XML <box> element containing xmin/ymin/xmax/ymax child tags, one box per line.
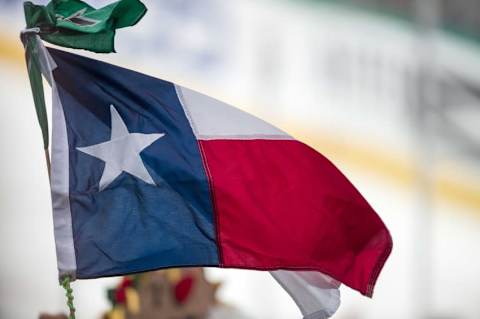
<box><xmin>271</xmin><ymin>270</ymin><xmax>341</xmax><ymax>319</ymax></box>
<box><xmin>175</xmin><ymin>85</ymin><xmax>292</xmax><ymax>140</ymax></box>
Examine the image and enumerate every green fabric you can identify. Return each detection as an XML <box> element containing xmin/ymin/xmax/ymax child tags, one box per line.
<box><xmin>21</xmin><ymin>0</ymin><xmax>146</xmax><ymax>149</ymax></box>
<box><xmin>23</xmin><ymin>35</ymin><xmax>49</xmax><ymax>149</ymax></box>
<box><xmin>24</xmin><ymin>0</ymin><xmax>147</xmax><ymax>53</ymax></box>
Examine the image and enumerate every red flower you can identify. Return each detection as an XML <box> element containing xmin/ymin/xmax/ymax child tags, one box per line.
<box><xmin>174</xmin><ymin>276</ymin><xmax>194</xmax><ymax>304</ymax></box>
<box><xmin>115</xmin><ymin>277</ymin><xmax>133</xmax><ymax>304</ymax></box>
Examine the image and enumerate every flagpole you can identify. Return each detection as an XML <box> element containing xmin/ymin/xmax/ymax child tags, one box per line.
<box><xmin>21</xmin><ymin>1</ymin><xmax>149</xmax><ymax>318</ymax></box>
<box><xmin>22</xmin><ymin>28</ymin><xmax>72</xmax><ymax>316</ymax></box>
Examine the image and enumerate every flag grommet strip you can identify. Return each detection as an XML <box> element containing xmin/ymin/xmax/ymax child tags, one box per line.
<box><xmin>34</xmin><ymin>37</ymin><xmax>78</xmax><ymax>278</ymax></box>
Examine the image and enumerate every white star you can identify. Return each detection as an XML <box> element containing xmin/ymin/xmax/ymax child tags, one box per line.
<box><xmin>77</xmin><ymin>105</ymin><xmax>165</xmax><ymax>191</ymax></box>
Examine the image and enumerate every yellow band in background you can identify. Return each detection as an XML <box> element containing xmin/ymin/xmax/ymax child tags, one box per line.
<box><xmin>0</xmin><ymin>31</ymin><xmax>24</xmax><ymax>67</ymax></box>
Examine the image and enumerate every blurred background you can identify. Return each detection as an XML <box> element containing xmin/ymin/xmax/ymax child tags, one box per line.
<box><xmin>1</xmin><ymin>0</ymin><xmax>479</xmax><ymax>318</ymax></box>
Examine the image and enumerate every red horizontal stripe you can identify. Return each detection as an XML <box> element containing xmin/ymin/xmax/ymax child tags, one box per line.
<box><xmin>200</xmin><ymin>139</ymin><xmax>392</xmax><ymax>296</ymax></box>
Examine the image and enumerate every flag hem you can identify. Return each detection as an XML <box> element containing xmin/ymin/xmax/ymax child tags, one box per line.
<box><xmin>35</xmin><ymin>37</ymin><xmax>78</xmax><ymax>279</ymax></box>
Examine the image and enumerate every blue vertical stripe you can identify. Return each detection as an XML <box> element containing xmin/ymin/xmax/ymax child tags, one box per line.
<box><xmin>49</xmin><ymin>48</ymin><xmax>219</xmax><ymax>278</ymax></box>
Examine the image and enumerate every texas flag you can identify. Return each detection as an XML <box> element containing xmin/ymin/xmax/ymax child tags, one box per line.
<box><xmin>35</xmin><ymin>39</ymin><xmax>391</xmax><ymax>318</ymax></box>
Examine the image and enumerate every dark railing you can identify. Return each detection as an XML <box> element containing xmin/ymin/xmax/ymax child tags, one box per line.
<box><xmin>305</xmin><ymin>0</ymin><xmax>480</xmax><ymax>45</ymax></box>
